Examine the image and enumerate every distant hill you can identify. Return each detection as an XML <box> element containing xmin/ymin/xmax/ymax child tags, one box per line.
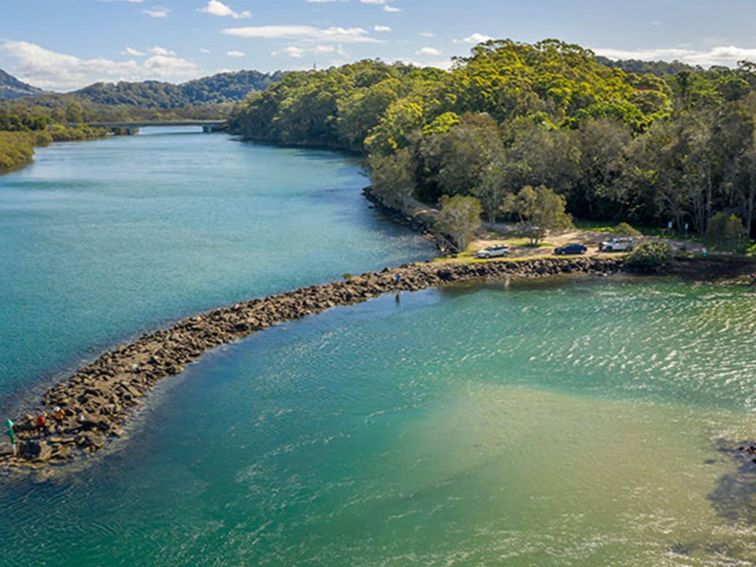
<box><xmin>0</xmin><ymin>68</ymin><xmax>43</xmax><ymax>100</ymax></box>
<box><xmin>72</xmin><ymin>70</ymin><xmax>284</xmax><ymax>109</ymax></box>
<box><xmin>595</xmin><ymin>56</ymin><xmax>700</xmax><ymax>76</ymax></box>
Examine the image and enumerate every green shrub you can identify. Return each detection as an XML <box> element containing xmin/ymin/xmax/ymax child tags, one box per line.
<box><xmin>626</xmin><ymin>240</ymin><xmax>672</xmax><ymax>270</ymax></box>
<box><xmin>435</xmin><ymin>195</ymin><xmax>483</xmax><ymax>251</ymax></box>
<box><xmin>746</xmin><ymin>243</ymin><xmax>756</xmax><ymax>257</ymax></box>
<box><xmin>613</xmin><ymin>222</ymin><xmax>642</xmax><ymax>237</ymax></box>
<box><xmin>0</xmin><ymin>131</ymin><xmax>36</xmax><ymax>171</ymax></box>
<box><xmin>705</xmin><ymin>212</ymin><xmax>746</xmax><ymax>252</ymax></box>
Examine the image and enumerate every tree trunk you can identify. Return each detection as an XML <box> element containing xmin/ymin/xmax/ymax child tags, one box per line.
<box><xmin>747</xmin><ymin>181</ymin><xmax>755</xmax><ymax>237</ymax></box>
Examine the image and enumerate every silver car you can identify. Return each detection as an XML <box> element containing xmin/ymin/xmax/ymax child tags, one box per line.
<box><xmin>599</xmin><ymin>237</ymin><xmax>635</xmax><ymax>252</ymax></box>
<box><xmin>475</xmin><ymin>245</ymin><xmax>511</xmax><ymax>259</ymax></box>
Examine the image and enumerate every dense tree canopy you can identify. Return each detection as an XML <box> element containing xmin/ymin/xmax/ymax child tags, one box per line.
<box><xmin>230</xmin><ymin>38</ymin><xmax>756</xmax><ymax>238</ymax></box>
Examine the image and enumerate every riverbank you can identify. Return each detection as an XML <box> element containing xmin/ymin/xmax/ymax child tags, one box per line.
<box><xmin>1</xmin><ymin>257</ymin><xmax>625</xmax><ymax>473</ymax></box>
<box><xmin>0</xmin><ymin>126</ymin><xmax>111</xmax><ymax>173</ymax></box>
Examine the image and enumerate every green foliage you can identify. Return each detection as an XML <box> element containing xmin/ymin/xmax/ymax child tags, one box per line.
<box><xmin>0</xmin><ymin>131</ymin><xmax>37</xmax><ymax>171</ymax></box>
<box><xmin>71</xmin><ymin>71</ymin><xmax>280</xmax><ymax>109</ymax></box>
<box><xmin>422</xmin><ymin>112</ymin><xmax>461</xmax><ymax>136</ymax></box>
<box><xmin>613</xmin><ymin>222</ymin><xmax>642</xmax><ymax>236</ymax></box>
<box><xmin>365</xmin><ymin>98</ymin><xmax>425</xmax><ymax>154</ymax></box>
<box><xmin>0</xmin><ymin>111</ymin><xmax>51</xmax><ymax>131</ymax></box>
<box><xmin>503</xmin><ymin>185</ymin><xmax>573</xmax><ymax>244</ymax></box>
<box><xmin>595</xmin><ymin>56</ymin><xmax>698</xmax><ymax>77</ymax></box>
<box><xmin>705</xmin><ymin>212</ymin><xmax>747</xmax><ymax>251</ymax></box>
<box><xmin>0</xmin><ymin>67</ymin><xmax>267</xmax><ymax>123</ymax></box>
<box><xmin>369</xmin><ymin>148</ymin><xmax>416</xmax><ymax>210</ymax></box>
<box><xmin>420</xmin><ymin>114</ymin><xmax>504</xmax><ymax>198</ymax></box>
<box><xmin>0</xmin><ymin>124</ymin><xmax>107</xmax><ymax>172</ymax></box>
<box><xmin>451</xmin><ymin>39</ymin><xmax>671</xmax><ymax>129</ymax></box>
<box><xmin>435</xmin><ymin>195</ymin><xmax>483</xmax><ymax>251</ymax></box>
<box><xmin>746</xmin><ymin>243</ymin><xmax>756</xmax><ymax>257</ymax></box>
<box><xmin>226</xmin><ymin>39</ymin><xmax>756</xmax><ymax>238</ymax></box>
<box><xmin>230</xmin><ymin>43</ymin><xmax>669</xmax><ymax>154</ymax></box>
<box><xmin>48</xmin><ymin>124</ymin><xmax>108</xmax><ymax>142</ymax></box>
<box><xmin>626</xmin><ymin>240</ymin><xmax>673</xmax><ymax>270</ymax></box>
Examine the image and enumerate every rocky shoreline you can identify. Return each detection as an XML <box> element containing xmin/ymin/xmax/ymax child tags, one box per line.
<box><xmin>1</xmin><ymin>257</ymin><xmax>624</xmax><ymax>473</ymax></box>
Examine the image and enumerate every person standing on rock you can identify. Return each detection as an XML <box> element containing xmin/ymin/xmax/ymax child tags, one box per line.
<box><xmin>5</xmin><ymin>419</ymin><xmax>16</xmax><ymax>457</ymax></box>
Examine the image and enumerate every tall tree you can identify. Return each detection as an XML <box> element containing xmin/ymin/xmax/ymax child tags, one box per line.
<box><xmin>503</xmin><ymin>185</ymin><xmax>573</xmax><ymax>244</ymax></box>
<box><xmin>434</xmin><ymin>195</ymin><xmax>483</xmax><ymax>251</ymax></box>
<box><xmin>369</xmin><ymin>148</ymin><xmax>416</xmax><ymax>211</ymax></box>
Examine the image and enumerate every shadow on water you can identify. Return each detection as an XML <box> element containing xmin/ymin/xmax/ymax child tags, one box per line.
<box><xmin>708</xmin><ymin>440</ymin><xmax>756</xmax><ymax>526</ymax></box>
<box><xmin>665</xmin><ymin>440</ymin><xmax>756</xmax><ymax>562</ymax></box>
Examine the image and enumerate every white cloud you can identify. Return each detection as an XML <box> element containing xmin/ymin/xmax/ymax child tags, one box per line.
<box><xmin>275</xmin><ymin>44</ymin><xmax>346</xmax><ymax>59</ymax></box>
<box><xmin>593</xmin><ymin>45</ymin><xmax>756</xmax><ymax>67</ymax></box>
<box><xmin>305</xmin><ymin>0</ymin><xmax>399</xmax><ymax>9</ymax></box>
<box><xmin>0</xmin><ymin>40</ymin><xmax>200</xmax><ymax>91</ymax></box>
<box><xmin>199</xmin><ymin>48</ymin><xmax>211</xmax><ymax>54</ymax></box>
<box><xmin>397</xmin><ymin>57</ymin><xmax>452</xmax><ymax>70</ymax></box>
<box><xmin>374</xmin><ymin>25</ymin><xmax>391</xmax><ymax>32</ymax></box>
<box><xmin>417</xmin><ymin>46</ymin><xmax>442</xmax><ymax>57</ymax></box>
<box><xmin>280</xmin><ymin>46</ymin><xmax>306</xmax><ymax>59</ymax></box>
<box><xmin>148</xmin><ymin>46</ymin><xmax>176</xmax><ymax>56</ymax></box>
<box><xmin>226</xmin><ymin>50</ymin><xmax>246</xmax><ymax>57</ymax></box>
<box><xmin>223</xmin><ymin>25</ymin><xmax>379</xmax><ymax>43</ymax></box>
<box><xmin>419</xmin><ymin>31</ymin><xmax>434</xmax><ymax>38</ymax></box>
<box><xmin>142</xmin><ymin>5</ymin><xmax>170</xmax><ymax>17</ymax></box>
<box><xmin>359</xmin><ymin>0</ymin><xmax>401</xmax><ymax>12</ymax></box>
<box><xmin>120</xmin><ymin>46</ymin><xmax>174</xmax><ymax>57</ymax></box>
<box><xmin>199</xmin><ymin>0</ymin><xmax>251</xmax><ymax>19</ymax></box>
<box><xmin>457</xmin><ymin>33</ymin><xmax>494</xmax><ymax>45</ymax></box>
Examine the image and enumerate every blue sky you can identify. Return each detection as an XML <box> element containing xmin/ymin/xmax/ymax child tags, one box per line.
<box><xmin>2</xmin><ymin>0</ymin><xmax>756</xmax><ymax>91</ymax></box>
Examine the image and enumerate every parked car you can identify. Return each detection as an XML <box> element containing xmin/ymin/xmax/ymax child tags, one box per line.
<box><xmin>554</xmin><ymin>243</ymin><xmax>587</xmax><ymax>255</ymax></box>
<box><xmin>599</xmin><ymin>237</ymin><xmax>636</xmax><ymax>252</ymax></box>
<box><xmin>475</xmin><ymin>245</ymin><xmax>511</xmax><ymax>259</ymax></box>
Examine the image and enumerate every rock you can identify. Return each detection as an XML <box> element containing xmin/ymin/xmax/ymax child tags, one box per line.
<box><xmin>19</xmin><ymin>440</ymin><xmax>53</xmax><ymax>462</ymax></box>
<box><xmin>79</xmin><ymin>414</ymin><xmax>111</xmax><ymax>432</ymax></box>
<box><xmin>2</xmin><ymin>256</ymin><xmax>632</xmax><ymax>472</ymax></box>
<box><xmin>76</xmin><ymin>431</ymin><xmax>105</xmax><ymax>450</ymax></box>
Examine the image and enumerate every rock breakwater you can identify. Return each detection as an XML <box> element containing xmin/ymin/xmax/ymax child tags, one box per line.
<box><xmin>0</xmin><ymin>257</ymin><xmax>623</xmax><ymax>472</ymax></box>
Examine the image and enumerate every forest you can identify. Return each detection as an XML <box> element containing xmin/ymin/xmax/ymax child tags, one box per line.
<box><xmin>230</xmin><ymin>39</ymin><xmax>756</xmax><ymax>240</ymax></box>
<box><xmin>71</xmin><ymin>70</ymin><xmax>283</xmax><ymax>108</ymax></box>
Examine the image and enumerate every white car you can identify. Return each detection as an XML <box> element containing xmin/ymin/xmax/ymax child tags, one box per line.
<box><xmin>475</xmin><ymin>245</ymin><xmax>511</xmax><ymax>259</ymax></box>
<box><xmin>599</xmin><ymin>237</ymin><xmax>636</xmax><ymax>252</ymax></box>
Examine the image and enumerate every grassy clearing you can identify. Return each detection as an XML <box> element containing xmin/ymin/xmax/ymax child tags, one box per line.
<box><xmin>572</xmin><ymin>218</ymin><xmax>712</xmax><ymax>242</ymax></box>
<box><xmin>434</xmin><ymin>248</ymin><xmax>628</xmax><ymax>265</ymax></box>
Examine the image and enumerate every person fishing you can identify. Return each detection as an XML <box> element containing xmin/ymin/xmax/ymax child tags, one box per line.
<box><xmin>6</xmin><ymin>419</ymin><xmax>17</xmax><ymax>457</ymax></box>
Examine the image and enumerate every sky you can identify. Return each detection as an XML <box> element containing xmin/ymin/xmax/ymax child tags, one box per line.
<box><xmin>2</xmin><ymin>0</ymin><xmax>756</xmax><ymax>91</ymax></box>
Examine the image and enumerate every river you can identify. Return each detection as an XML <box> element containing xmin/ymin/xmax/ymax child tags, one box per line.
<box><xmin>0</xmin><ymin>128</ymin><xmax>753</xmax><ymax>566</ymax></box>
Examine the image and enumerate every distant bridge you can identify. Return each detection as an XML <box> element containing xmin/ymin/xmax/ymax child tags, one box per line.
<box><xmin>75</xmin><ymin>120</ymin><xmax>227</xmax><ymax>134</ymax></box>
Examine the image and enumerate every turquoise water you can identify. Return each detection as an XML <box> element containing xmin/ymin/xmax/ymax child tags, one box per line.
<box><xmin>0</xmin><ymin>128</ymin><xmax>432</xmax><ymax>399</ymax></box>
<box><xmin>1</xmin><ymin>131</ymin><xmax>755</xmax><ymax>566</ymax></box>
